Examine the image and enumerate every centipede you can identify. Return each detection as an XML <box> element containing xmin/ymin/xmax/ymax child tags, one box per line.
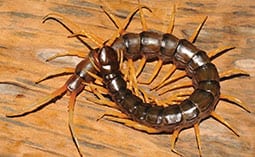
<box><xmin>5</xmin><ymin>1</ymin><xmax>250</xmax><ymax>157</ymax></box>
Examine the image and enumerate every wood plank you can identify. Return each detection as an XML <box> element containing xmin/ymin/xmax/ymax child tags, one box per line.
<box><xmin>0</xmin><ymin>0</ymin><xmax>254</xmax><ymax>157</ymax></box>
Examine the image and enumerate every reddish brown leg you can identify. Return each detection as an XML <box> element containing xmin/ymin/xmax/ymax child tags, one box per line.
<box><xmin>101</xmin><ymin>112</ymin><xmax>160</xmax><ymax>133</ymax></box>
<box><xmin>86</xmin><ymin>82</ymin><xmax>118</xmax><ymax>109</ymax></box>
<box><xmin>151</xmin><ymin>64</ymin><xmax>176</xmax><ymax>90</ymax></box>
<box><xmin>155</xmin><ymin>91</ymin><xmax>192</xmax><ymax>106</ymax></box>
<box><xmin>101</xmin><ymin>2</ymin><xmax>151</xmax><ymax>45</ymax></box>
<box><xmin>68</xmin><ymin>87</ymin><xmax>84</xmax><ymax>157</ymax></box>
<box><xmin>170</xmin><ymin>129</ymin><xmax>184</xmax><ymax>156</ymax></box>
<box><xmin>6</xmin><ymin>84</ymin><xmax>67</xmax><ymax>117</ymax></box>
<box><xmin>208</xmin><ymin>46</ymin><xmax>235</xmax><ymax>59</ymax></box>
<box><xmin>188</xmin><ymin>16</ymin><xmax>208</xmax><ymax>43</ymax></box>
<box><xmin>127</xmin><ymin>59</ymin><xmax>139</xmax><ymax>95</ymax></box>
<box><xmin>135</xmin><ymin>56</ymin><xmax>147</xmax><ymax>77</ymax></box>
<box><xmin>155</xmin><ymin>71</ymin><xmax>187</xmax><ymax>90</ymax></box>
<box><xmin>194</xmin><ymin>123</ymin><xmax>202</xmax><ymax>157</ymax></box>
<box><xmin>139</xmin><ymin>59</ymin><xmax>163</xmax><ymax>85</ymax></box>
<box><xmin>166</xmin><ymin>4</ymin><xmax>176</xmax><ymax>34</ymax></box>
<box><xmin>138</xmin><ymin>0</ymin><xmax>148</xmax><ymax>31</ymax></box>
<box><xmin>158</xmin><ymin>81</ymin><xmax>192</xmax><ymax>96</ymax></box>
<box><xmin>220</xmin><ymin>94</ymin><xmax>250</xmax><ymax>112</ymax></box>
<box><xmin>219</xmin><ymin>69</ymin><xmax>249</xmax><ymax>80</ymax></box>
<box><xmin>210</xmin><ymin>111</ymin><xmax>239</xmax><ymax>136</ymax></box>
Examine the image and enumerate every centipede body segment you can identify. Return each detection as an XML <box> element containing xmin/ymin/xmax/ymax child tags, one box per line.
<box><xmin>4</xmin><ymin>1</ymin><xmax>250</xmax><ymax>157</ymax></box>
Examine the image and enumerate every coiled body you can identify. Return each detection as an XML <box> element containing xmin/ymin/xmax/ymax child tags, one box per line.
<box><xmin>5</xmin><ymin>4</ymin><xmax>249</xmax><ymax>157</ymax></box>
<box><xmin>90</xmin><ymin>30</ymin><xmax>220</xmax><ymax>132</ymax></box>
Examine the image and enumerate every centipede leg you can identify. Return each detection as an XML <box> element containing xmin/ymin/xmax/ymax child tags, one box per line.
<box><xmin>208</xmin><ymin>46</ymin><xmax>235</xmax><ymax>59</ymax></box>
<box><xmin>166</xmin><ymin>4</ymin><xmax>176</xmax><ymax>33</ymax></box>
<box><xmin>194</xmin><ymin>123</ymin><xmax>202</xmax><ymax>157</ymax></box>
<box><xmin>83</xmin><ymin>82</ymin><xmax>108</xmax><ymax>95</ymax></box>
<box><xmin>125</xmin><ymin>59</ymin><xmax>149</xmax><ymax>101</ymax></box>
<box><xmin>6</xmin><ymin>84</ymin><xmax>67</xmax><ymax>117</ymax></box>
<box><xmin>188</xmin><ymin>16</ymin><xmax>208</xmax><ymax>43</ymax></box>
<box><xmin>102</xmin><ymin>3</ymin><xmax>151</xmax><ymax>45</ymax></box>
<box><xmin>86</xmin><ymin>82</ymin><xmax>118</xmax><ymax>109</ymax></box>
<box><xmin>157</xmin><ymin>68</ymin><xmax>248</xmax><ymax>95</ymax></box>
<box><xmin>68</xmin><ymin>88</ymin><xmax>83</xmax><ymax>157</ymax></box>
<box><xmin>138</xmin><ymin>0</ymin><xmax>148</xmax><ymax>31</ymax></box>
<box><xmin>219</xmin><ymin>69</ymin><xmax>250</xmax><ymax>80</ymax></box>
<box><xmin>158</xmin><ymin>81</ymin><xmax>192</xmax><ymax>96</ymax></box>
<box><xmin>151</xmin><ymin>64</ymin><xmax>176</xmax><ymax>90</ymax></box>
<box><xmin>155</xmin><ymin>91</ymin><xmax>192</xmax><ymax>106</ymax></box>
<box><xmin>170</xmin><ymin>129</ymin><xmax>184</xmax><ymax>157</ymax></box>
<box><xmin>135</xmin><ymin>56</ymin><xmax>147</xmax><ymax>77</ymax></box>
<box><xmin>86</xmin><ymin>71</ymin><xmax>103</xmax><ymax>85</ymax></box>
<box><xmin>210</xmin><ymin>111</ymin><xmax>239</xmax><ymax>136</ymax></box>
<box><xmin>127</xmin><ymin>59</ymin><xmax>139</xmax><ymax>95</ymax></box>
<box><xmin>220</xmin><ymin>94</ymin><xmax>250</xmax><ymax>112</ymax></box>
<box><xmin>139</xmin><ymin>59</ymin><xmax>163</xmax><ymax>84</ymax></box>
<box><xmin>155</xmin><ymin>71</ymin><xmax>187</xmax><ymax>91</ymax></box>
<box><xmin>36</xmin><ymin>67</ymin><xmax>74</xmax><ymax>83</ymax></box>
<box><xmin>101</xmin><ymin>113</ymin><xmax>160</xmax><ymax>133</ymax></box>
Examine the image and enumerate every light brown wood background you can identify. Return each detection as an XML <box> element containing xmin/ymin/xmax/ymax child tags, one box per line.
<box><xmin>0</xmin><ymin>0</ymin><xmax>254</xmax><ymax>157</ymax></box>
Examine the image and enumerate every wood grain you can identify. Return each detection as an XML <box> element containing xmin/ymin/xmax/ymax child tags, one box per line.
<box><xmin>0</xmin><ymin>0</ymin><xmax>254</xmax><ymax>157</ymax></box>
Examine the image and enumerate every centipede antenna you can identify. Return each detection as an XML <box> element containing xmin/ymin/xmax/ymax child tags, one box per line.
<box><xmin>36</xmin><ymin>67</ymin><xmax>74</xmax><ymax>84</ymax></box>
<box><xmin>68</xmin><ymin>32</ymin><xmax>104</xmax><ymax>47</ymax></box>
<box><xmin>166</xmin><ymin>4</ymin><xmax>176</xmax><ymax>33</ymax></box>
<box><xmin>68</xmin><ymin>90</ymin><xmax>83</xmax><ymax>157</ymax></box>
<box><xmin>0</xmin><ymin>81</ymin><xmax>34</xmax><ymax>91</ymax></box>
<box><xmin>188</xmin><ymin>16</ymin><xmax>208</xmax><ymax>43</ymax></box>
<box><xmin>0</xmin><ymin>45</ymin><xmax>7</xmax><ymax>49</ymax></box>
<box><xmin>42</xmin><ymin>14</ymin><xmax>93</xmax><ymax>50</ymax></box>
<box><xmin>151</xmin><ymin>64</ymin><xmax>176</xmax><ymax>90</ymax></box>
<box><xmin>210</xmin><ymin>111</ymin><xmax>240</xmax><ymax>137</ymax></box>
<box><xmin>220</xmin><ymin>94</ymin><xmax>251</xmax><ymax>113</ymax></box>
<box><xmin>6</xmin><ymin>85</ymin><xmax>67</xmax><ymax>117</ymax></box>
<box><xmin>208</xmin><ymin>46</ymin><xmax>235</xmax><ymax>60</ymax></box>
<box><xmin>100</xmin><ymin>6</ymin><xmax>121</xmax><ymax>30</ymax></box>
<box><xmin>194</xmin><ymin>123</ymin><xmax>202</xmax><ymax>157</ymax></box>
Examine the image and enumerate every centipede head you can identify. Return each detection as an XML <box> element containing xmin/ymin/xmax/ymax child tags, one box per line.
<box><xmin>90</xmin><ymin>46</ymin><xmax>120</xmax><ymax>74</ymax></box>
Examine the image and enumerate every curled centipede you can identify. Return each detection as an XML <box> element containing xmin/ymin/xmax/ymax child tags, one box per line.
<box><xmin>5</xmin><ymin>1</ymin><xmax>250</xmax><ymax>157</ymax></box>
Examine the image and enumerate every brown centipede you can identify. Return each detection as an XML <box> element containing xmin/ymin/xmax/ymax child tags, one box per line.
<box><xmin>5</xmin><ymin>1</ymin><xmax>250</xmax><ymax>157</ymax></box>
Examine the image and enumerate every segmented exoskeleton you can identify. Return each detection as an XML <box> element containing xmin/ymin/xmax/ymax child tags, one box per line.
<box><xmin>5</xmin><ymin>1</ymin><xmax>250</xmax><ymax>157</ymax></box>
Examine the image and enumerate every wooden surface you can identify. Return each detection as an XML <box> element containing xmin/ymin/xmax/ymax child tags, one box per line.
<box><xmin>0</xmin><ymin>0</ymin><xmax>254</xmax><ymax>157</ymax></box>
